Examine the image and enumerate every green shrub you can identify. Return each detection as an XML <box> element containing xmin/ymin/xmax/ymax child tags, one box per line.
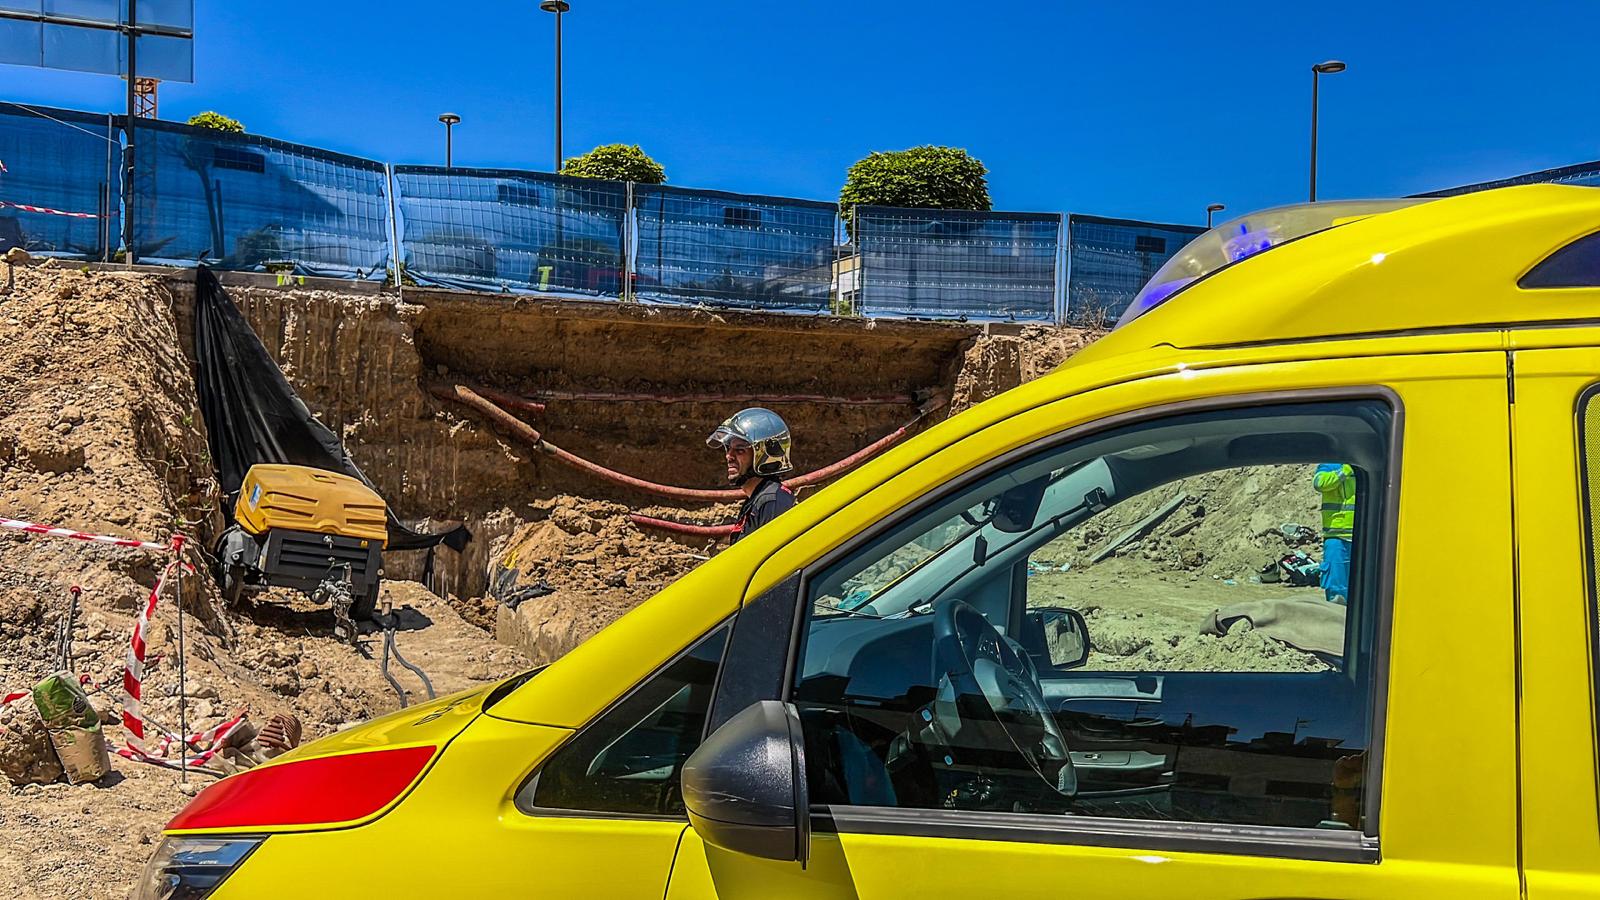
<box><xmin>187</xmin><ymin>111</ymin><xmax>245</xmax><ymax>133</ymax></box>
<box><xmin>560</xmin><ymin>144</ymin><xmax>666</xmax><ymax>184</ymax></box>
<box><xmin>839</xmin><ymin>146</ymin><xmax>991</xmax><ymax>235</ymax></box>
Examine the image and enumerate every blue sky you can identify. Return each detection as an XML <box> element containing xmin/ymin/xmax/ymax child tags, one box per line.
<box><xmin>5</xmin><ymin>0</ymin><xmax>1598</xmax><ymax>226</ymax></box>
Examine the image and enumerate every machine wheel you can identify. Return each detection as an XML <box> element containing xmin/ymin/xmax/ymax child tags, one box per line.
<box><xmin>350</xmin><ymin>582</ymin><xmax>380</xmax><ymax>624</ymax></box>
<box><xmin>221</xmin><ymin>565</ymin><xmax>246</xmax><ymax>606</ymax></box>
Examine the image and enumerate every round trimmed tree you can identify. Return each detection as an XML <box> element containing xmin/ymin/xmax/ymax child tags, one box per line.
<box><xmin>839</xmin><ymin>145</ymin><xmax>991</xmax><ymax>234</ymax></box>
<box><xmin>187</xmin><ymin>111</ymin><xmax>245</xmax><ymax>133</ymax></box>
<box><xmin>560</xmin><ymin>144</ymin><xmax>666</xmax><ymax>184</ymax></box>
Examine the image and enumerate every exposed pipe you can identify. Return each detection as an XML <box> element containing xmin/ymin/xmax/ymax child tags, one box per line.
<box><xmin>628</xmin><ymin>515</ymin><xmax>738</xmax><ymax>538</ymax></box>
<box><xmin>786</xmin><ymin>394</ymin><xmax>946</xmax><ymax>488</ymax></box>
<box><xmin>429</xmin><ymin>383</ymin><xmax>740</xmax><ymax>502</ymax></box>
<box><xmin>429</xmin><ymin>383</ymin><xmax>946</xmax><ymax>503</ymax></box>
<box><xmin>474</xmin><ymin>385</ymin><xmax>547</xmax><ymax>416</ymax></box>
<box><xmin>524</xmin><ymin>388</ymin><xmax>915</xmax><ymax>407</ymax></box>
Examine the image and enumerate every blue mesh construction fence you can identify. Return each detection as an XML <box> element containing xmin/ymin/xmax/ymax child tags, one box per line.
<box><xmin>393</xmin><ymin>166</ymin><xmax>627</xmax><ymax>295</ymax></box>
<box><xmin>854</xmin><ymin>207</ymin><xmax>1061</xmax><ymax>321</ymax></box>
<box><xmin>127</xmin><ymin>118</ymin><xmax>390</xmax><ymax>277</ymax></box>
<box><xmin>1065</xmin><ymin>214</ymin><xmax>1204</xmax><ymax>325</ymax></box>
<box><xmin>631</xmin><ymin>184</ymin><xmax>835</xmax><ymax>311</ymax></box>
<box><xmin>1416</xmin><ymin>159</ymin><xmax>1600</xmax><ymax>198</ymax></box>
<box><xmin>0</xmin><ymin>103</ymin><xmax>116</xmax><ymax>259</ymax></box>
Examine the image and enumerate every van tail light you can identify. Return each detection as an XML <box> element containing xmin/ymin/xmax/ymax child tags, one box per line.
<box><xmin>166</xmin><ymin>745</ymin><xmax>437</xmax><ymax>831</ymax></box>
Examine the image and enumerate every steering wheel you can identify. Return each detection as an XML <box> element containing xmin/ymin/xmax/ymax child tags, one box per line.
<box><xmin>930</xmin><ymin>599</ymin><xmax>1076</xmax><ymax>797</ymax></box>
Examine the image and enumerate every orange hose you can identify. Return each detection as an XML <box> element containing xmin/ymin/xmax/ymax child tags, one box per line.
<box><xmin>628</xmin><ymin>514</ymin><xmax>738</xmax><ymax>538</ymax></box>
<box><xmin>430</xmin><ymin>383</ymin><xmax>946</xmax><ymax>503</ymax></box>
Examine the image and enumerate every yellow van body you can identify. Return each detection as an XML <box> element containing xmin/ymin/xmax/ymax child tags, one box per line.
<box><xmin>145</xmin><ymin>185</ymin><xmax>1600</xmax><ymax>900</ymax></box>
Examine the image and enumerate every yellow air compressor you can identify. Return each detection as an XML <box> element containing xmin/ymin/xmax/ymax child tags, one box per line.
<box><xmin>214</xmin><ymin>464</ymin><xmax>387</xmax><ymax>634</ymax></box>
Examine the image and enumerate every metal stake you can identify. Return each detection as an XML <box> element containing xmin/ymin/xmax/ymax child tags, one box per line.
<box><xmin>172</xmin><ymin>535</ymin><xmax>188</xmax><ymax>783</ymax></box>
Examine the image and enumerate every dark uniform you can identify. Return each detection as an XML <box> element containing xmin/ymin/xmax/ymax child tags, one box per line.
<box><xmin>730</xmin><ymin>478</ymin><xmax>795</xmax><ymax>543</ymax></box>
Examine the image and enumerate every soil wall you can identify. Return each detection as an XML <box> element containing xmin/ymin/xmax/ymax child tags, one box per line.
<box><xmin>166</xmin><ymin>273</ymin><xmax>1082</xmax><ymax>609</ymax></box>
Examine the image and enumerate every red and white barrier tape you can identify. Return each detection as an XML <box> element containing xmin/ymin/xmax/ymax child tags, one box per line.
<box><xmin>0</xmin><ymin>200</ymin><xmax>100</xmax><ymax>219</ymax></box>
<box><xmin>119</xmin><ymin>558</ymin><xmax>180</xmax><ymax>756</ymax></box>
<box><xmin>0</xmin><ymin>518</ymin><xmax>175</xmax><ymax>553</ymax></box>
<box><xmin>118</xmin><ymin>708</ymin><xmax>248</xmax><ymax>770</ymax></box>
<box><xmin>0</xmin><ymin>516</ymin><xmax>220</xmax><ymax>771</ymax></box>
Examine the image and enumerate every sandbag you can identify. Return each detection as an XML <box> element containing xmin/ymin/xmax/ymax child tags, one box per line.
<box><xmin>47</xmin><ymin>724</ymin><xmax>109</xmax><ymax>785</ymax></box>
<box><xmin>32</xmin><ymin>672</ymin><xmax>109</xmax><ymax>784</ymax></box>
<box><xmin>31</xmin><ymin>671</ymin><xmax>96</xmax><ymax>729</ymax></box>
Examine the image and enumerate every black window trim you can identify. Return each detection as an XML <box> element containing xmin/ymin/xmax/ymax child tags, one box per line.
<box><xmin>515</xmin><ymin>615</ymin><xmax>735</xmax><ymax>822</ymax></box>
<box><xmin>782</xmin><ymin>386</ymin><xmax>1404</xmax><ymax>865</ymax></box>
<box><xmin>1570</xmin><ymin>382</ymin><xmax>1600</xmax><ymax>823</ymax></box>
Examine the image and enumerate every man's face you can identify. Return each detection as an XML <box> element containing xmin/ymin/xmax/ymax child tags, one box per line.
<box><xmin>724</xmin><ymin>440</ymin><xmax>753</xmax><ymax>483</ymax></box>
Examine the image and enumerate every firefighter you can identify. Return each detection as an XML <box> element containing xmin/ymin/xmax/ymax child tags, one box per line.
<box><xmin>707</xmin><ymin>407</ymin><xmax>796</xmax><ymax>542</ymax></box>
<box><xmin>1313</xmin><ymin>462</ymin><xmax>1356</xmax><ymax>605</ymax></box>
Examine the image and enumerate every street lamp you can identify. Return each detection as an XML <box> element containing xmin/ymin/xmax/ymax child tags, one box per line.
<box><xmin>438</xmin><ymin>113</ymin><xmax>461</xmax><ymax>168</ymax></box>
<box><xmin>540</xmin><ymin>0</ymin><xmax>570</xmax><ymax>172</ymax></box>
<box><xmin>1309</xmin><ymin>59</ymin><xmax>1346</xmax><ymax>202</ymax></box>
<box><xmin>1206</xmin><ymin>203</ymin><xmax>1226</xmax><ymax>227</ymax></box>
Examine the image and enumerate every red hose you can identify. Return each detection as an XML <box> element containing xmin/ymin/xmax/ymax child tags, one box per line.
<box><xmin>429</xmin><ymin>383</ymin><xmax>739</xmax><ymax>501</ymax></box>
<box><xmin>628</xmin><ymin>514</ymin><xmax>738</xmax><ymax>538</ymax></box>
<box><xmin>472</xmin><ymin>385</ymin><xmax>546</xmax><ymax>416</ymax></box>
<box><xmin>431</xmin><ymin>383</ymin><xmax>947</xmax><ymax>503</ymax></box>
<box><xmin>528</xmin><ymin>388</ymin><xmax>913</xmax><ymax>406</ymax></box>
<box><xmin>786</xmin><ymin>395</ymin><xmax>946</xmax><ymax>488</ymax></box>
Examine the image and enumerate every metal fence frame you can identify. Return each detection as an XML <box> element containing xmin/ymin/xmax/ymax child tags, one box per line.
<box><xmin>0</xmin><ymin>102</ymin><xmax>120</xmax><ymax>260</ymax></box>
<box><xmin>16</xmin><ymin>100</ymin><xmax>1598</xmax><ymax>322</ymax></box>
<box><xmin>852</xmin><ymin>205</ymin><xmax>1064</xmax><ymax>322</ymax></box>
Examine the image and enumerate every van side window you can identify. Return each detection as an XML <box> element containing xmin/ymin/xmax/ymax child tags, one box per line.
<box><xmin>525</xmin><ymin>624</ymin><xmax>729</xmax><ymax>817</ymax></box>
<box><xmin>1520</xmin><ymin>230</ymin><xmax>1600</xmax><ymax>288</ymax></box>
<box><xmin>795</xmin><ymin>401</ymin><xmax>1390</xmax><ymax>834</ymax></box>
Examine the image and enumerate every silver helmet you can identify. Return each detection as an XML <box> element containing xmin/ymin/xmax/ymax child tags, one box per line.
<box><xmin>707</xmin><ymin>407</ymin><xmax>793</xmax><ymax>482</ymax></box>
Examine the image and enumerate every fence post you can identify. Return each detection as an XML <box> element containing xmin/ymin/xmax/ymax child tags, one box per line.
<box><xmin>622</xmin><ymin>180</ymin><xmax>635</xmax><ymax>303</ymax></box>
<box><xmin>104</xmin><ymin>113</ymin><xmax>115</xmax><ymax>262</ymax></box>
<box><xmin>852</xmin><ymin>207</ymin><xmax>863</xmax><ymax>318</ymax></box>
<box><xmin>1056</xmin><ymin>213</ymin><xmax>1069</xmax><ymax>325</ymax></box>
<box><xmin>385</xmin><ymin>163</ymin><xmax>402</xmax><ymax>297</ymax></box>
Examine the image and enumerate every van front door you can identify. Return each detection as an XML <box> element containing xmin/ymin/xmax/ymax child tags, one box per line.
<box><xmin>667</xmin><ymin>354</ymin><xmax>1519</xmax><ymax>899</ymax></box>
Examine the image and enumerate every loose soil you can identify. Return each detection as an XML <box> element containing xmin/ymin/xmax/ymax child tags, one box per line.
<box><xmin>0</xmin><ymin>264</ymin><xmax>526</xmax><ymax>899</ymax></box>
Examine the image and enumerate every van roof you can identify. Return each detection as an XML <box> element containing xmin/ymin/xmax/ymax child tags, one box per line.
<box><xmin>1068</xmin><ymin>184</ymin><xmax>1600</xmax><ymax>367</ymax></box>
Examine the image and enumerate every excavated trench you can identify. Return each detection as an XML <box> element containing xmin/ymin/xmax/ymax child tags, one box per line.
<box><xmin>165</xmin><ymin>271</ymin><xmax>1098</xmax><ymax>658</ymax></box>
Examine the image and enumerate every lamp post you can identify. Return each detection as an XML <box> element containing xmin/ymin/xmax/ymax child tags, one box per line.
<box><xmin>438</xmin><ymin>113</ymin><xmax>461</xmax><ymax>168</ymax></box>
<box><xmin>540</xmin><ymin>0</ymin><xmax>570</xmax><ymax>172</ymax></box>
<box><xmin>1206</xmin><ymin>203</ymin><xmax>1226</xmax><ymax>228</ymax></box>
<box><xmin>1309</xmin><ymin>59</ymin><xmax>1346</xmax><ymax>202</ymax></box>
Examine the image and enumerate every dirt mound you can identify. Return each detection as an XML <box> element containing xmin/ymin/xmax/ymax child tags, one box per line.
<box><xmin>948</xmin><ymin>325</ymin><xmax>1103</xmax><ymax>414</ymax></box>
<box><xmin>1041</xmin><ymin>464</ymin><xmax>1323</xmax><ymax>582</ymax></box>
<box><xmin>487</xmin><ymin>495</ymin><xmax>719</xmax><ymax>663</ymax></box>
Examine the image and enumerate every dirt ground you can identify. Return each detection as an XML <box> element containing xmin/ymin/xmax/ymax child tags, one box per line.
<box><xmin>1027</xmin><ymin>463</ymin><xmax>1338</xmax><ymax>672</ymax></box>
<box><xmin>0</xmin><ymin>264</ymin><xmax>529</xmax><ymax>899</ymax></box>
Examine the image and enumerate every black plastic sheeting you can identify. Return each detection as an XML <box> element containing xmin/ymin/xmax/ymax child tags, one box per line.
<box><xmin>192</xmin><ymin>266</ymin><xmax>468</xmax><ymax>552</ymax></box>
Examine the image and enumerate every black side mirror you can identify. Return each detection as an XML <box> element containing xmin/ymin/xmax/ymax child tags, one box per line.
<box><xmin>682</xmin><ymin>700</ymin><xmax>810</xmax><ymax>865</ymax></box>
<box><xmin>1022</xmin><ymin>607</ymin><xmax>1091</xmax><ymax>670</ymax></box>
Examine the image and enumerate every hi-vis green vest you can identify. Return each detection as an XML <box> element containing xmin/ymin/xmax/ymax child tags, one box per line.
<box><xmin>1314</xmin><ymin>463</ymin><xmax>1356</xmax><ymax>540</ymax></box>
